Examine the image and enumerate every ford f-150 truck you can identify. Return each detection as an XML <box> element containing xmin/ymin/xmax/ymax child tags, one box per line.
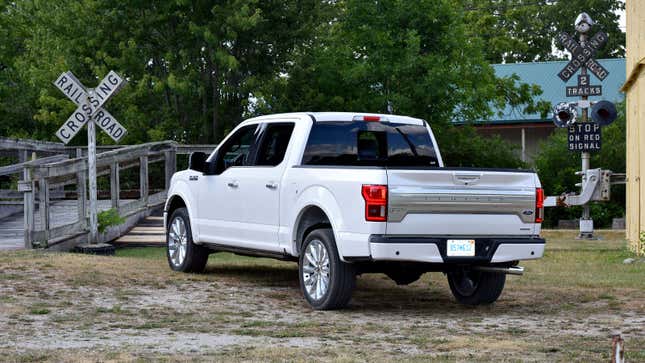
<box><xmin>164</xmin><ymin>112</ymin><xmax>545</xmax><ymax>310</ymax></box>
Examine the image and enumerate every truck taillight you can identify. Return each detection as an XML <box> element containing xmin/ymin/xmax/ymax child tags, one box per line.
<box><xmin>535</xmin><ymin>188</ymin><xmax>544</xmax><ymax>223</ymax></box>
<box><xmin>362</xmin><ymin>185</ymin><xmax>387</xmax><ymax>222</ymax></box>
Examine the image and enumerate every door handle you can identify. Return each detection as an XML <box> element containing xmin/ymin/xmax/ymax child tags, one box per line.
<box><xmin>265</xmin><ymin>182</ymin><xmax>278</xmax><ymax>189</ymax></box>
<box><xmin>227</xmin><ymin>181</ymin><xmax>239</xmax><ymax>188</ymax></box>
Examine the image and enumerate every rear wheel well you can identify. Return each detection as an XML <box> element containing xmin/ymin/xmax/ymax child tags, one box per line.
<box><xmin>166</xmin><ymin>196</ymin><xmax>187</xmax><ymax>226</ymax></box>
<box><xmin>295</xmin><ymin>206</ymin><xmax>331</xmax><ymax>255</ymax></box>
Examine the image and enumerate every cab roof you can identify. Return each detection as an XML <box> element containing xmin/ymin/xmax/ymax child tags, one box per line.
<box><xmin>245</xmin><ymin>112</ymin><xmax>426</xmax><ymax>126</ymax></box>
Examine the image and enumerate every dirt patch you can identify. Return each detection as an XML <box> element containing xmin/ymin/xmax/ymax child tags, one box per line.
<box><xmin>0</xmin><ymin>231</ymin><xmax>644</xmax><ymax>362</ymax></box>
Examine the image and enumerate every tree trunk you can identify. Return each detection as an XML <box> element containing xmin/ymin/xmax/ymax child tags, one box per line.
<box><xmin>208</xmin><ymin>48</ymin><xmax>220</xmax><ymax>142</ymax></box>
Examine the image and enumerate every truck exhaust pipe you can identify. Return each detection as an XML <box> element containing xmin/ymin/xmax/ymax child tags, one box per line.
<box><xmin>472</xmin><ymin>265</ymin><xmax>524</xmax><ymax>275</ymax></box>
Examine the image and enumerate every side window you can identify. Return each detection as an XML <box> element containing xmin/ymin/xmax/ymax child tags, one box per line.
<box><xmin>215</xmin><ymin>124</ymin><xmax>260</xmax><ymax>173</ymax></box>
<box><xmin>301</xmin><ymin>122</ymin><xmax>357</xmax><ymax>165</ymax></box>
<box><xmin>255</xmin><ymin>123</ymin><xmax>295</xmax><ymax>166</ymax></box>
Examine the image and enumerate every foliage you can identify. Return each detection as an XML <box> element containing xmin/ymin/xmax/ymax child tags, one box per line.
<box><xmin>97</xmin><ymin>208</ymin><xmax>125</xmax><ymax>233</ymax></box>
<box><xmin>438</xmin><ymin>126</ymin><xmax>527</xmax><ymax>168</ymax></box>
<box><xmin>463</xmin><ymin>0</ymin><xmax>625</xmax><ymax>63</ymax></box>
<box><xmin>534</xmin><ymin>102</ymin><xmax>625</xmax><ymax>228</ymax></box>
<box><xmin>0</xmin><ymin>0</ymin><xmax>571</xmax><ymax>168</ymax></box>
<box><xmin>0</xmin><ymin>0</ymin><xmax>328</xmax><ymax>144</ymax></box>
<box><xmin>637</xmin><ymin>232</ymin><xmax>645</xmax><ymax>256</ymax></box>
<box><xmin>254</xmin><ymin>0</ymin><xmax>542</xmax><ymax>167</ymax></box>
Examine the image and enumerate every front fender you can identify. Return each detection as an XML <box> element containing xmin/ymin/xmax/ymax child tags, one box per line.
<box><xmin>165</xmin><ymin>180</ymin><xmax>200</xmax><ymax>243</ymax></box>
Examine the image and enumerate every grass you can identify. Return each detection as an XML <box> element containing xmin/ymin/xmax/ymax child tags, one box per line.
<box><xmin>0</xmin><ymin>229</ymin><xmax>643</xmax><ymax>362</ymax></box>
<box><xmin>116</xmin><ymin>246</ymin><xmax>166</xmax><ymax>259</ymax></box>
<box><xmin>28</xmin><ymin>308</ymin><xmax>50</xmax><ymax>315</ymax></box>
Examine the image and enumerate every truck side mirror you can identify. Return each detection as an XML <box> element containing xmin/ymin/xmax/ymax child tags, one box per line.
<box><xmin>189</xmin><ymin>152</ymin><xmax>208</xmax><ymax>173</ymax></box>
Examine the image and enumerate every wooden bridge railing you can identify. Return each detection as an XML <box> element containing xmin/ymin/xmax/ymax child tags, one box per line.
<box><xmin>0</xmin><ymin>137</ymin><xmax>215</xmax><ymax>249</ymax></box>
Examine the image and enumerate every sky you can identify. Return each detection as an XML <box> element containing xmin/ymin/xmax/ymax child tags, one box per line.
<box><xmin>618</xmin><ymin>2</ymin><xmax>626</xmax><ymax>31</ymax></box>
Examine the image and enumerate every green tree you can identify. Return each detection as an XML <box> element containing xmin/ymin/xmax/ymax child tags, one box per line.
<box><xmin>2</xmin><ymin>0</ymin><xmax>547</xmax><ymax>169</ymax></box>
<box><xmin>256</xmin><ymin>0</ymin><xmax>544</xmax><ymax>167</ymax></box>
<box><xmin>1</xmin><ymin>0</ymin><xmax>327</xmax><ymax>144</ymax></box>
<box><xmin>464</xmin><ymin>0</ymin><xmax>625</xmax><ymax>63</ymax></box>
<box><xmin>0</xmin><ymin>1</ymin><xmax>39</xmax><ymax>139</ymax></box>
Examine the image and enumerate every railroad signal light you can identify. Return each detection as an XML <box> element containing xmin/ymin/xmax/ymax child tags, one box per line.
<box><xmin>590</xmin><ymin>100</ymin><xmax>617</xmax><ymax>126</ymax></box>
<box><xmin>552</xmin><ymin>102</ymin><xmax>578</xmax><ymax>128</ymax></box>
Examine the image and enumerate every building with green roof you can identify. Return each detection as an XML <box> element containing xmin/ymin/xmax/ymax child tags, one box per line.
<box><xmin>461</xmin><ymin>58</ymin><xmax>625</xmax><ymax>163</ymax></box>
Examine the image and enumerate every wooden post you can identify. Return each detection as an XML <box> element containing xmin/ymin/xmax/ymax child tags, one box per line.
<box><xmin>87</xmin><ymin>94</ymin><xmax>98</xmax><ymax>244</ymax></box>
<box><xmin>520</xmin><ymin>128</ymin><xmax>526</xmax><ymax>163</ymax></box>
<box><xmin>38</xmin><ymin>177</ymin><xmax>50</xmax><ymax>243</ymax></box>
<box><xmin>23</xmin><ymin>165</ymin><xmax>34</xmax><ymax>249</ymax></box>
<box><xmin>140</xmin><ymin>155</ymin><xmax>149</xmax><ymax>204</ymax></box>
<box><xmin>164</xmin><ymin>150</ymin><xmax>176</xmax><ymax>190</ymax></box>
<box><xmin>18</xmin><ymin>149</ymin><xmax>27</xmax><ymax>164</ymax></box>
<box><xmin>76</xmin><ymin>148</ymin><xmax>87</xmax><ymax>228</ymax></box>
<box><xmin>110</xmin><ymin>162</ymin><xmax>120</xmax><ymax>209</ymax></box>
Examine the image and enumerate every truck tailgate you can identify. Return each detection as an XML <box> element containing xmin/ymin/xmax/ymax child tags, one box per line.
<box><xmin>386</xmin><ymin>168</ymin><xmax>539</xmax><ymax>236</ymax></box>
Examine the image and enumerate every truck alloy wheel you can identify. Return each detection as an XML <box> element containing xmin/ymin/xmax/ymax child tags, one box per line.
<box><xmin>302</xmin><ymin>239</ymin><xmax>331</xmax><ymax>300</ymax></box>
<box><xmin>166</xmin><ymin>207</ymin><xmax>208</xmax><ymax>273</ymax></box>
<box><xmin>298</xmin><ymin>228</ymin><xmax>355</xmax><ymax>310</ymax></box>
<box><xmin>168</xmin><ymin>216</ymin><xmax>188</xmax><ymax>267</ymax></box>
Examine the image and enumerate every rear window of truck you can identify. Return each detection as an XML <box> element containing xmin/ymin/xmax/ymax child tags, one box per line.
<box><xmin>302</xmin><ymin>121</ymin><xmax>439</xmax><ymax>167</ymax></box>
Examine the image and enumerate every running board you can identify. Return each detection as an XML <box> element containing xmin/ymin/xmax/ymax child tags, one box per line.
<box><xmin>201</xmin><ymin>243</ymin><xmax>297</xmax><ymax>262</ymax></box>
<box><xmin>472</xmin><ymin>265</ymin><xmax>524</xmax><ymax>275</ymax></box>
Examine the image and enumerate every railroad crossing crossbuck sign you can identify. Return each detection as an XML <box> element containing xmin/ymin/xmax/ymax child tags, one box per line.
<box><xmin>52</xmin><ymin>70</ymin><xmax>127</xmax><ymax>244</ymax></box>
<box><xmin>54</xmin><ymin>71</ymin><xmax>127</xmax><ymax>144</ymax></box>
<box><xmin>557</xmin><ymin>31</ymin><xmax>608</xmax><ymax>82</ymax></box>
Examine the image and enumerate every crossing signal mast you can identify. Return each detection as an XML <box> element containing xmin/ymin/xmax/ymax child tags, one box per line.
<box><xmin>544</xmin><ymin>13</ymin><xmax>625</xmax><ymax>238</ymax></box>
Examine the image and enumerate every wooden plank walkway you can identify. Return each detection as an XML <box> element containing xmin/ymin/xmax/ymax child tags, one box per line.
<box><xmin>113</xmin><ymin>215</ymin><xmax>165</xmax><ymax>247</ymax></box>
<box><xmin>0</xmin><ymin>199</ymin><xmax>133</xmax><ymax>250</ymax></box>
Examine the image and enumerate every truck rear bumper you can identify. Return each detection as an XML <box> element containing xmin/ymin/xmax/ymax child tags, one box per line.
<box><xmin>367</xmin><ymin>236</ymin><xmax>545</xmax><ymax>264</ymax></box>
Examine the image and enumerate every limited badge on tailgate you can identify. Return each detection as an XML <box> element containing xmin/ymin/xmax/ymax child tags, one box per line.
<box><xmin>447</xmin><ymin>239</ymin><xmax>476</xmax><ymax>257</ymax></box>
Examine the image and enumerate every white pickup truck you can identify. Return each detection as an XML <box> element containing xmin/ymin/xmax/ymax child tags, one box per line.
<box><xmin>164</xmin><ymin>112</ymin><xmax>545</xmax><ymax>310</ymax></box>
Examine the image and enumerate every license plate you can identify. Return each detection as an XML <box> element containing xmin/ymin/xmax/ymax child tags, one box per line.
<box><xmin>447</xmin><ymin>239</ymin><xmax>475</xmax><ymax>257</ymax></box>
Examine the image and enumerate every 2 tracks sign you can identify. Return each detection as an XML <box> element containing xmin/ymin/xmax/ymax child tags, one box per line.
<box><xmin>54</xmin><ymin>71</ymin><xmax>127</xmax><ymax>144</ymax></box>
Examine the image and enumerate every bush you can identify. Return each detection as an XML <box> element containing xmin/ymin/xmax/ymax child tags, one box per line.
<box><xmin>437</xmin><ymin>125</ymin><xmax>527</xmax><ymax>169</ymax></box>
<box><xmin>97</xmin><ymin>209</ymin><xmax>125</xmax><ymax>233</ymax></box>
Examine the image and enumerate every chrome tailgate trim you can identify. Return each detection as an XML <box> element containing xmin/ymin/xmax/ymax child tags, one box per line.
<box><xmin>388</xmin><ymin>186</ymin><xmax>536</xmax><ymax>223</ymax></box>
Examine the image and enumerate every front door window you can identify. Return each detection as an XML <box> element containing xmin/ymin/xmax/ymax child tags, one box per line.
<box><xmin>214</xmin><ymin>124</ymin><xmax>260</xmax><ymax>174</ymax></box>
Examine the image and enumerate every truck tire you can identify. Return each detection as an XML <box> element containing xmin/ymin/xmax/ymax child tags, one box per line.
<box><xmin>299</xmin><ymin>228</ymin><xmax>355</xmax><ymax>310</ymax></box>
<box><xmin>447</xmin><ymin>269</ymin><xmax>505</xmax><ymax>305</ymax></box>
<box><xmin>166</xmin><ymin>207</ymin><xmax>208</xmax><ymax>273</ymax></box>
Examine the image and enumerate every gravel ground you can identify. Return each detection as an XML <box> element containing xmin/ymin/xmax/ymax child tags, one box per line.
<box><xmin>0</xmin><ymin>230</ymin><xmax>643</xmax><ymax>362</ymax></box>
